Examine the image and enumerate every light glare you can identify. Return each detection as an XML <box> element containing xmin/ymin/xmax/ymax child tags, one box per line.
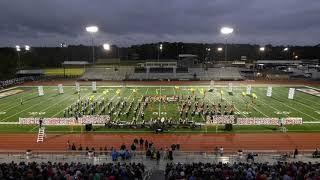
<box><xmin>25</xmin><ymin>45</ymin><xmax>30</xmax><ymax>51</ymax></box>
<box><xmin>220</xmin><ymin>27</ymin><xmax>234</xmax><ymax>35</ymax></box>
<box><xmin>103</xmin><ymin>43</ymin><xmax>110</xmax><ymax>51</ymax></box>
<box><xmin>86</xmin><ymin>26</ymin><xmax>99</xmax><ymax>33</ymax></box>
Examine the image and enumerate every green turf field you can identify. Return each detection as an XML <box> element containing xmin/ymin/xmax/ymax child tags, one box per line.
<box><xmin>0</xmin><ymin>85</ymin><xmax>319</xmax><ymax>133</ymax></box>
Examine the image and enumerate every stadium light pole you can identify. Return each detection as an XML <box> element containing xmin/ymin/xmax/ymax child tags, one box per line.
<box><xmin>205</xmin><ymin>48</ymin><xmax>211</xmax><ymax>62</ymax></box>
<box><xmin>103</xmin><ymin>43</ymin><xmax>111</xmax><ymax>64</ymax></box>
<box><xmin>220</xmin><ymin>27</ymin><xmax>234</xmax><ymax>61</ymax></box>
<box><xmin>283</xmin><ymin>47</ymin><xmax>289</xmax><ymax>59</ymax></box>
<box><xmin>86</xmin><ymin>26</ymin><xmax>99</xmax><ymax>65</ymax></box>
<box><xmin>158</xmin><ymin>43</ymin><xmax>163</xmax><ymax>62</ymax></box>
<box><xmin>103</xmin><ymin>43</ymin><xmax>111</xmax><ymax>51</ymax></box>
<box><xmin>15</xmin><ymin>45</ymin><xmax>30</xmax><ymax>69</ymax></box>
<box><xmin>259</xmin><ymin>47</ymin><xmax>265</xmax><ymax>60</ymax></box>
<box><xmin>16</xmin><ymin>46</ymin><xmax>21</xmax><ymax>69</ymax></box>
<box><xmin>217</xmin><ymin>47</ymin><xmax>223</xmax><ymax>60</ymax></box>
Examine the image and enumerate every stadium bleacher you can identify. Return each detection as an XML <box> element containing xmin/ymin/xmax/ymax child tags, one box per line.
<box><xmin>0</xmin><ymin>161</ymin><xmax>145</xmax><ymax>179</ymax></box>
<box><xmin>80</xmin><ymin>67</ymin><xmax>243</xmax><ymax>81</ymax></box>
<box><xmin>165</xmin><ymin>161</ymin><xmax>320</xmax><ymax>179</ymax></box>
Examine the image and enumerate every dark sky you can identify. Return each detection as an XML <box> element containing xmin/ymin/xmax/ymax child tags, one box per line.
<box><xmin>0</xmin><ymin>0</ymin><xmax>319</xmax><ymax>47</ymax></box>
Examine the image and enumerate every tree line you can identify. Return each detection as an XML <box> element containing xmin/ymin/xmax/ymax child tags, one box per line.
<box><xmin>0</xmin><ymin>42</ymin><xmax>319</xmax><ymax>80</ymax></box>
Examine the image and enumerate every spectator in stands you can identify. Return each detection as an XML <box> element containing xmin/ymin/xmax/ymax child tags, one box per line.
<box><xmin>139</xmin><ymin>138</ymin><xmax>144</xmax><ymax>148</ymax></box>
<box><xmin>156</xmin><ymin>150</ymin><xmax>161</xmax><ymax>164</ymax></box>
<box><xmin>214</xmin><ymin>146</ymin><xmax>219</xmax><ymax>156</ymax></box>
<box><xmin>294</xmin><ymin>148</ymin><xmax>299</xmax><ymax>158</ymax></box>
<box><xmin>168</xmin><ymin>148</ymin><xmax>173</xmax><ymax>160</ymax></box>
<box><xmin>144</xmin><ymin>140</ymin><xmax>149</xmax><ymax>150</ymax></box>
<box><xmin>246</xmin><ymin>152</ymin><xmax>254</xmax><ymax>162</ymax></box>
<box><xmin>131</xmin><ymin>143</ymin><xmax>136</xmax><ymax>156</ymax></box>
<box><xmin>0</xmin><ymin>161</ymin><xmax>145</xmax><ymax>180</ymax></box>
<box><xmin>313</xmin><ymin>148</ymin><xmax>320</xmax><ymax>158</ymax></box>
<box><xmin>111</xmin><ymin>149</ymin><xmax>118</xmax><ymax>161</ymax></box>
<box><xmin>165</xmin><ymin>161</ymin><xmax>320</xmax><ymax>180</ymax></box>
<box><xmin>219</xmin><ymin>146</ymin><xmax>224</xmax><ymax>156</ymax></box>
<box><xmin>78</xmin><ymin>144</ymin><xmax>83</xmax><ymax>151</ymax></box>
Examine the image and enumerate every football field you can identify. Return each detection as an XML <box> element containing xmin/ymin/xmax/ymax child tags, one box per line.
<box><xmin>0</xmin><ymin>84</ymin><xmax>319</xmax><ymax>133</ymax></box>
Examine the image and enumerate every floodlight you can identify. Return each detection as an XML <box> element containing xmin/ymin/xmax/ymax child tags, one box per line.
<box><xmin>206</xmin><ymin>48</ymin><xmax>211</xmax><ymax>51</ymax></box>
<box><xmin>25</xmin><ymin>45</ymin><xmax>30</xmax><ymax>51</ymax></box>
<box><xmin>217</xmin><ymin>47</ymin><xmax>223</xmax><ymax>52</ymax></box>
<box><xmin>103</xmin><ymin>43</ymin><xmax>110</xmax><ymax>51</ymax></box>
<box><xmin>86</xmin><ymin>26</ymin><xmax>99</xmax><ymax>33</ymax></box>
<box><xmin>284</xmin><ymin>47</ymin><xmax>289</xmax><ymax>51</ymax></box>
<box><xmin>294</xmin><ymin>55</ymin><xmax>298</xmax><ymax>59</ymax></box>
<box><xmin>259</xmin><ymin>47</ymin><xmax>265</xmax><ymax>52</ymax></box>
<box><xmin>220</xmin><ymin>27</ymin><xmax>234</xmax><ymax>35</ymax></box>
<box><xmin>159</xmin><ymin>44</ymin><xmax>163</xmax><ymax>50</ymax></box>
<box><xmin>16</xmin><ymin>45</ymin><xmax>21</xmax><ymax>51</ymax></box>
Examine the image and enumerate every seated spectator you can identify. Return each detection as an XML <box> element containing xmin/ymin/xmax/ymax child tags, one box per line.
<box><xmin>165</xmin><ymin>161</ymin><xmax>320</xmax><ymax>180</ymax></box>
<box><xmin>313</xmin><ymin>148</ymin><xmax>320</xmax><ymax>158</ymax></box>
<box><xmin>0</xmin><ymin>161</ymin><xmax>145</xmax><ymax>179</ymax></box>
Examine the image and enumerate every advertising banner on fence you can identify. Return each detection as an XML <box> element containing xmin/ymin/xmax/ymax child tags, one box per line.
<box><xmin>19</xmin><ymin>115</ymin><xmax>111</xmax><ymax>125</ymax></box>
<box><xmin>206</xmin><ymin>115</ymin><xmax>235</xmax><ymax>124</ymax></box>
<box><xmin>206</xmin><ymin>116</ymin><xmax>303</xmax><ymax>125</ymax></box>
<box><xmin>236</xmin><ymin>117</ymin><xmax>302</xmax><ymax>125</ymax></box>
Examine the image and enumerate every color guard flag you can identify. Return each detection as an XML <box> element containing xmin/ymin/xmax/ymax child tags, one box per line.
<box><xmin>267</xmin><ymin>86</ymin><xmax>272</xmax><ymax>97</ymax></box>
<box><xmin>199</xmin><ymin>88</ymin><xmax>205</xmax><ymax>95</ymax></box>
<box><xmin>116</xmin><ymin>89</ymin><xmax>121</xmax><ymax>96</ymax></box>
<box><xmin>252</xmin><ymin>93</ymin><xmax>257</xmax><ymax>99</ymax></box>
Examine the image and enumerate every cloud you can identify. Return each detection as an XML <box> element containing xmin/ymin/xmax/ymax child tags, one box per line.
<box><xmin>0</xmin><ymin>0</ymin><xmax>319</xmax><ymax>47</ymax></box>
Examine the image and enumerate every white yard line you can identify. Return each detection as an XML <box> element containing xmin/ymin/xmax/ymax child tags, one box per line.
<box><xmin>277</xmin><ymin>88</ymin><xmax>320</xmax><ymax>110</ymax></box>
<box><xmin>252</xmin><ymin>90</ymin><xmax>289</xmax><ymax>118</ymax></box>
<box><xmin>0</xmin><ymin>89</ymin><xmax>72</xmax><ymax>121</ymax></box>
<box><xmin>272</xmin><ymin>97</ymin><xmax>319</xmax><ymax>121</ymax></box>
<box><xmin>271</xmin><ymin>89</ymin><xmax>319</xmax><ymax>120</ymax></box>
<box><xmin>1</xmin><ymin>88</ymin><xmax>57</xmax><ymax>112</ymax></box>
<box><xmin>0</xmin><ymin>90</ymin><xmax>38</xmax><ymax>108</ymax></box>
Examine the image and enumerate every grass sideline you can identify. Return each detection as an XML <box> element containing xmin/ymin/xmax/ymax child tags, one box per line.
<box><xmin>1</xmin><ymin>124</ymin><xmax>320</xmax><ymax>134</ymax></box>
